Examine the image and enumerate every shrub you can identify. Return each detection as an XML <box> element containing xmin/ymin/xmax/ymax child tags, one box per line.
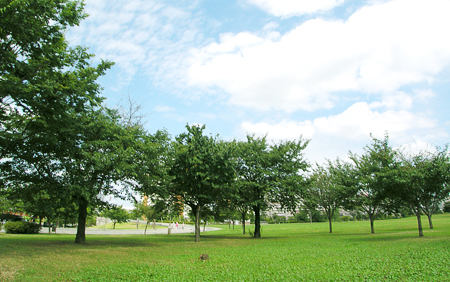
<box><xmin>340</xmin><ymin>216</ymin><xmax>352</xmax><ymax>222</ymax></box>
<box><xmin>4</xmin><ymin>221</ymin><xmax>41</xmax><ymax>234</ymax></box>
<box><xmin>444</xmin><ymin>201</ymin><xmax>450</xmax><ymax>213</ymax></box>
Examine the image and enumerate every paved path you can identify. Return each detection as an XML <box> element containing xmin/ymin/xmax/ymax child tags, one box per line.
<box><xmin>37</xmin><ymin>224</ymin><xmax>221</xmax><ymax>235</ymax></box>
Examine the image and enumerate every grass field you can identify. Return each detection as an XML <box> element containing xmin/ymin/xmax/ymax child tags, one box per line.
<box><xmin>1</xmin><ymin>214</ymin><xmax>449</xmax><ymax>281</ymax></box>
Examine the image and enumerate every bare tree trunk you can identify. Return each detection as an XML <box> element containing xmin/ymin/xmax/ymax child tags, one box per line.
<box><xmin>195</xmin><ymin>205</ymin><xmax>201</xmax><ymax>242</ymax></box>
<box><xmin>327</xmin><ymin>209</ymin><xmax>333</xmax><ymax>233</ymax></box>
<box><xmin>413</xmin><ymin>205</ymin><xmax>424</xmax><ymax>237</ymax></box>
<box><xmin>253</xmin><ymin>205</ymin><xmax>261</xmax><ymax>238</ymax></box>
<box><xmin>144</xmin><ymin>220</ymin><xmax>149</xmax><ymax>235</ymax></box>
<box><xmin>423</xmin><ymin>208</ymin><xmax>434</xmax><ymax>229</ymax></box>
<box><xmin>369</xmin><ymin>213</ymin><xmax>375</xmax><ymax>234</ymax></box>
<box><xmin>75</xmin><ymin>197</ymin><xmax>88</xmax><ymax>244</ymax></box>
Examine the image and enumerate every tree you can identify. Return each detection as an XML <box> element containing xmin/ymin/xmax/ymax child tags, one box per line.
<box><xmin>348</xmin><ymin>134</ymin><xmax>398</xmax><ymax>234</ymax></box>
<box><xmin>102</xmin><ymin>206</ymin><xmax>130</xmax><ymax>229</ymax></box>
<box><xmin>1</xmin><ymin>0</ymin><xmax>113</xmax><ymax>160</ymax></box>
<box><xmin>396</xmin><ymin>147</ymin><xmax>450</xmax><ymax>235</ymax></box>
<box><xmin>0</xmin><ymin>193</ymin><xmax>14</xmax><ymax>213</ymax></box>
<box><xmin>0</xmin><ymin>1</ymin><xmax>135</xmax><ymax>244</ymax></box>
<box><xmin>133</xmin><ymin>198</ymin><xmax>166</xmax><ymax>234</ymax></box>
<box><xmin>169</xmin><ymin>125</ymin><xmax>235</xmax><ymax>242</ymax></box>
<box><xmin>303</xmin><ymin>163</ymin><xmax>347</xmax><ymax>233</ymax></box>
<box><xmin>234</xmin><ymin>135</ymin><xmax>309</xmax><ymax>238</ymax></box>
<box><xmin>67</xmin><ymin>108</ymin><xmax>161</xmax><ymax>243</ymax></box>
<box><xmin>1</xmin><ymin>106</ymin><xmax>161</xmax><ymax>243</ymax></box>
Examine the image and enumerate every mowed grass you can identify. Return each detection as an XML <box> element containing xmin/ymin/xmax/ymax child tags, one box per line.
<box><xmin>1</xmin><ymin>214</ymin><xmax>449</xmax><ymax>282</ymax></box>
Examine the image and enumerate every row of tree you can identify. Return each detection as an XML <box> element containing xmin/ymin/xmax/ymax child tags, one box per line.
<box><xmin>1</xmin><ymin>1</ymin><xmax>449</xmax><ymax>244</ymax></box>
<box><xmin>303</xmin><ymin>135</ymin><xmax>450</xmax><ymax>236</ymax></box>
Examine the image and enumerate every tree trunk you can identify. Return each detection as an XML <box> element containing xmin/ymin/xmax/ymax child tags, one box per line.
<box><xmin>327</xmin><ymin>210</ymin><xmax>333</xmax><ymax>233</ymax></box>
<box><xmin>328</xmin><ymin>217</ymin><xmax>332</xmax><ymax>233</ymax></box>
<box><xmin>414</xmin><ymin>206</ymin><xmax>424</xmax><ymax>237</ymax></box>
<box><xmin>113</xmin><ymin>221</ymin><xmax>116</xmax><ymax>229</ymax></box>
<box><xmin>153</xmin><ymin>219</ymin><xmax>156</xmax><ymax>230</ymax></box>
<box><xmin>253</xmin><ymin>205</ymin><xmax>261</xmax><ymax>238</ymax></box>
<box><xmin>369</xmin><ymin>213</ymin><xmax>375</xmax><ymax>234</ymax></box>
<box><xmin>144</xmin><ymin>220</ymin><xmax>149</xmax><ymax>235</ymax></box>
<box><xmin>75</xmin><ymin>197</ymin><xmax>88</xmax><ymax>244</ymax></box>
<box><xmin>195</xmin><ymin>205</ymin><xmax>201</xmax><ymax>242</ymax></box>
<box><xmin>241</xmin><ymin>211</ymin><xmax>246</xmax><ymax>235</ymax></box>
<box><xmin>427</xmin><ymin>214</ymin><xmax>433</xmax><ymax>229</ymax></box>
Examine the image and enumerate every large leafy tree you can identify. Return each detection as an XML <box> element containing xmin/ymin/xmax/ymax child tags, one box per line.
<box><xmin>67</xmin><ymin>109</ymin><xmax>162</xmax><ymax>243</ymax></box>
<box><xmin>396</xmin><ymin>147</ymin><xmax>450</xmax><ymax>235</ymax></box>
<box><xmin>1</xmin><ymin>0</ymin><xmax>112</xmax><ymax>159</ymax></box>
<box><xmin>348</xmin><ymin>135</ymin><xmax>398</xmax><ymax>234</ymax></box>
<box><xmin>169</xmin><ymin>125</ymin><xmax>235</xmax><ymax>242</ymax></box>
<box><xmin>234</xmin><ymin>135</ymin><xmax>309</xmax><ymax>238</ymax></box>
<box><xmin>303</xmin><ymin>162</ymin><xmax>348</xmax><ymax>234</ymax></box>
<box><xmin>0</xmin><ymin>1</ymin><xmax>167</xmax><ymax>244</ymax></box>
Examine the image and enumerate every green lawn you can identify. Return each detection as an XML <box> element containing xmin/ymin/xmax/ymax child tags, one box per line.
<box><xmin>1</xmin><ymin>214</ymin><xmax>449</xmax><ymax>281</ymax></box>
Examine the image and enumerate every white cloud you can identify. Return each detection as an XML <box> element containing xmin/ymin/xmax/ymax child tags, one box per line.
<box><xmin>67</xmin><ymin>0</ymin><xmax>203</xmax><ymax>91</ymax></box>
<box><xmin>246</xmin><ymin>0</ymin><xmax>345</xmax><ymax>17</ymax></box>
<box><xmin>313</xmin><ymin>102</ymin><xmax>436</xmax><ymax>139</ymax></box>
<box><xmin>414</xmin><ymin>89</ymin><xmax>436</xmax><ymax>100</ymax></box>
<box><xmin>369</xmin><ymin>92</ymin><xmax>413</xmax><ymax>110</ymax></box>
<box><xmin>188</xmin><ymin>0</ymin><xmax>450</xmax><ymax>112</ymax></box>
<box><xmin>241</xmin><ymin>119</ymin><xmax>316</xmax><ymax>140</ymax></box>
<box><xmin>240</xmin><ymin>101</ymin><xmax>444</xmax><ymax>163</ymax></box>
<box><xmin>240</xmin><ymin>101</ymin><xmax>439</xmax><ymax>142</ymax></box>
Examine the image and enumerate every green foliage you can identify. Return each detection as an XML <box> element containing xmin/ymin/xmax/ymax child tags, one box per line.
<box><xmin>169</xmin><ymin>124</ymin><xmax>235</xmax><ymax>242</ymax></box>
<box><xmin>348</xmin><ymin>134</ymin><xmax>399</xmax><ymax>233</ymax></box>
<box><xmin>393</xmin><ymin>146</ymin><xmax>450</xmax><ymax>234</ymax></box>
<box><xmin>3</xmin><ymin>221</ymin><xmax>40</xmax><ymax>234</ymax></box>
<box><xmin>293</xmin><ymin>209</ymin><xmax>326</xmax><ymax>223</ymax></box>
<box><xmin>101</xmin><ymin>206</ymin><xmax>130</xmax><ymax>229</ymax></box>
<box><xmin>233</xmin><ymin>134</ymin><xmax>309</xmax><ymax>237</ymax></box>
<box><xmin>444</xmin><ymin>202</ymin><xmax>450</xmax><ymax>213</ymax></box>
<box><xmin>303</xmin><ymin>162</ymin><xmax>349</xmax><ymax>233</ymax></box>
<box><xmin>340</xmin><ymin>215</ymin><xmax>352</xmax><ymax>222</ymax></box>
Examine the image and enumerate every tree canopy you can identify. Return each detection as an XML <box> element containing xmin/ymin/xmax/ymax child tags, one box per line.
<box><xmin>234</xmin><ymin>135</ymin><xmax>309</xmax><ymax>237</ymax></box>
<box><xmin>169</xmin><ymin>124</ymin><xmax>235</xmax><ymax>242</ymax></box>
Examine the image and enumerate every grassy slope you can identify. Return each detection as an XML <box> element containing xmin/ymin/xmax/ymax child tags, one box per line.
<box><xmin>1</xmin><ymin>214</ymin><xmax>449</xmax><ymax>282</ymax></box>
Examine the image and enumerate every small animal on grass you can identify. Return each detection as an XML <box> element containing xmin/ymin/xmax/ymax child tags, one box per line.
<box><xmin>199</xmin><ymin>254</ymin><xmax>209</xmax><ymax>261</ymax></box>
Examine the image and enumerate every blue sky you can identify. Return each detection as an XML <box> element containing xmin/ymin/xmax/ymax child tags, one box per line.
<box><xmin>67</xmin><ymin>0</ymin><xmax>450</xmax><ymax>174</ymax></box>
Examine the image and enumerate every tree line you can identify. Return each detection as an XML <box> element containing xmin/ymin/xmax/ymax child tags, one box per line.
<box><xmin>1</xmin><ymin>0</ymin><xmax>449</xmax><ymax>243</ymax></box>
